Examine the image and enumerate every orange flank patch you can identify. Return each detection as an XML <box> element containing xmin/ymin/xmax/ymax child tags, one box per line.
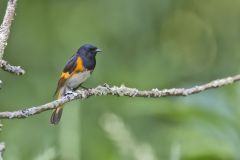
<box><xmin>74</xmin><ymin>57</ymin><xmax>84</xmax><ymax>72</ymax></box>
<box><xmin>60</xmin><ymin>72</ymin><xmax>70</xmax><ymax>79</ymax></box>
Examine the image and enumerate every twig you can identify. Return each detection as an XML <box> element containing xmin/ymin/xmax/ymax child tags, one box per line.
<box><xmin>0</xmin><ymin>74</ymin><xmax>240</xmax><ymax>119</ymax></box>
<box><xmin>0</xmin><ymin>0</ymin><xmax>17</xmax><ymax>59</ymax></box>
<box><xmin>0</xmin><ymin>60</ymin><xmax>25</xmax><ymax>75</ymax></box>
<box><xmin>0</xmin><ymin>0</ymin><xmax>25</xmax><ymax>75</ymax></box>
<box><xmin>0</xmin><ymin>1</ymin><xmax>24</xmax><ymax>157</ymax></box>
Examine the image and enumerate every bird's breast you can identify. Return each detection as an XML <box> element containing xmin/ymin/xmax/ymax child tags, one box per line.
<box><xmin>66</xmin><ymin>70</ymin><xmax>91</xmax><ymax>89</ymax></box>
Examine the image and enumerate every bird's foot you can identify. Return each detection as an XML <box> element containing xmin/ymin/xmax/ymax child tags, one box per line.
<box><xmin>64</xmin><ymin>90</ymin><xmax>74</xmax><ymax>96</ymax></box>
<box><xmin>102</xmin><ymin>83</ymin><xmax>110</xmax><ymax>88</ymax></box>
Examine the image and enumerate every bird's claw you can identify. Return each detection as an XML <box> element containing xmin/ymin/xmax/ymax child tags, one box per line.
<box><xmin>64</xmin><ymin>90</ymin><xmax>74</xmax><ymax>96</ymax></box>
<box><xmin>102</xmin><ymin>83</ymin><xmax>110</xmax><ymax>88</ymax></box>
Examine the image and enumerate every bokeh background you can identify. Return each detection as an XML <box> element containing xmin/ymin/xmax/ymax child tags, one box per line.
<box><xmin>1</xmin><ymin>0</ymin><xmax>240</xmax><ymax>159</ymax></box>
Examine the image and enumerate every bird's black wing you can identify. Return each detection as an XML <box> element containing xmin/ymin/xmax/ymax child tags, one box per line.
<box><xmin>54</xmin><ymin>54</ymin><xmax>78</xmax><ymax>97</ymax></box>
<box><xmin>63</xmin><ymin>54</ymin><xmax>78</xmax><ymax>74</ymax></box>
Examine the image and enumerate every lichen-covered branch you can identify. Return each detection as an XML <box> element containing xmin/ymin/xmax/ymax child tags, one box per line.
<box><xmin>0</xmin><ymin>74</ymin><xmax>240</xmax><ymax>119</ymax></box>
<box><xmin>0</xmin><ymin>0</ymin><xmax>25</xmax><ymax>75</ymax></box>
<box><xmin>0</xmin><ymin>1</ymin><xmax>24</xmax><ymax>157</ymax></box>
<box><xmin>0</xmin><ymin>60</ymin><xmax>25</xmax><ymax>75</ymax></box>
<box><xmin>0</xmin><ymin>0</ymin><xmax>17</xmax><ymax>59</ymax></box>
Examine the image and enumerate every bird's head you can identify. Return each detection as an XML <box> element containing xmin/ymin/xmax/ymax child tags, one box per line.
<box><xmin>77</xmin><ymin>44</ymin><xmax>102</xmax><ymax>59</ymax></box>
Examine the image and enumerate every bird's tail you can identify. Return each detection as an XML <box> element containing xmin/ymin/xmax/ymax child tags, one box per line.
<box><xmin>50</xmin><ymin>106</ymin><xmax>63</xmax><ymax>125</ymax></box>
<box><xmin>50</xmin><ymin>87</ymin><xmax>65</xmax><ymax>125</ymax></box>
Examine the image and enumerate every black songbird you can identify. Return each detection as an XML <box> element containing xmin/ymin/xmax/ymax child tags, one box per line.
<box><xmin>51</xmin><ymin>44</ymin><xmax>102</xmax><ymax>125</ymax></box>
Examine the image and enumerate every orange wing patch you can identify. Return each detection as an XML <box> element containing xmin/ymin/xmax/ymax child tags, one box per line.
<box><xmin>74</xmin><ymin>57</ymin><xmax>84</xmax><ymax>72</ymax></box>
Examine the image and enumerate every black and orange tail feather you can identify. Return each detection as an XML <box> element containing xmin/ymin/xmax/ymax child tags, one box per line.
<box><xmin>50</xmin><ymin>106</ymin><xmax>63</xmax><ymax>125</ymax></box>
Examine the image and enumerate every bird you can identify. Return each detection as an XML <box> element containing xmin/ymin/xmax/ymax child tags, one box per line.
<box><xmin>51</xmin><ymin>44</ymin><xmax>102</xmax><ymax>125</ymax></box>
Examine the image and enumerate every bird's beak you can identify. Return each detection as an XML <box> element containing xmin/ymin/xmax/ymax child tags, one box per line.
<box><xmin>96</xmin><ymin>48</ymin><xmax>102</xmax><ymax>53</ymax></box>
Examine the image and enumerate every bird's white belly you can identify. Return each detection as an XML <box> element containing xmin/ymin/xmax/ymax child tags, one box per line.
<box><xmin>66</xmin><ymin>71</ymin><xmax>91</xmax><ymax>89</ymax></box>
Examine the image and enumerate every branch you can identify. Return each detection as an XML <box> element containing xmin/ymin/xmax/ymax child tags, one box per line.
<box><xmin>0</xmin><ymin>0</ymin><xmax>25</xmax><ymax>75</ymax></box>
<box><xmin>0</xmin><ymin>59</ymin><xmax>25</xmax><ymax>75</ymax></box>
<box><xmin>0</xmin><ymin>1</ymin><xmax>20</xmax><ymax>158</ymax></box>
<box><xmin>0</xmin><ymin>74</ymin><xmax>240</xmax><ymax>119</ymax></box>
<box><xmin>0</xmin><ymin>0</ymin><xmax>17</xmax><ymax>59</ymax></box>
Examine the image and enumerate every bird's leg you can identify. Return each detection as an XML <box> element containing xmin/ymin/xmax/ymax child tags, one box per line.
<box><xmin>64</xmin><ymin>90</ymin><xmax>74</xmax><ymax>96</ymax></box>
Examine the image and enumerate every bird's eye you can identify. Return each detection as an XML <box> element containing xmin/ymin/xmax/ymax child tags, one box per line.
<box><xmin>90</xmin><ymin>47</ymin><xmax>97</xmax><ymax>51</ymax></box>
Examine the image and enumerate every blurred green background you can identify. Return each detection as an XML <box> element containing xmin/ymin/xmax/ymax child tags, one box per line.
<box><xmin>1</xmin><ymin>0</ymin><xmax>240</xmax><ymax>159</ymax></box>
